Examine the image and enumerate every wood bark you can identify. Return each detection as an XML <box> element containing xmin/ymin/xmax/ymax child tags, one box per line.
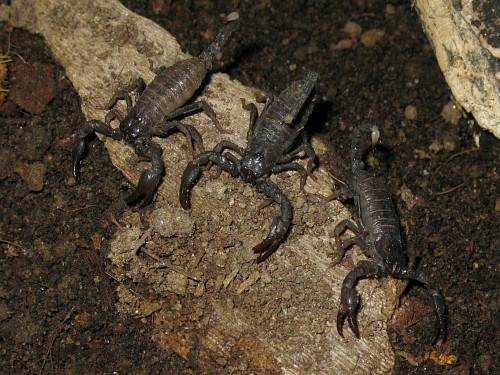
<box><xmin>415</xmin><ymin>0</ymin><xmax>500</xmax><ymax>139</ymax></box>
<box><xmin>2</xmin><ymin>1</ymin><xmax>398</xmax><ymax>373</ymax></box>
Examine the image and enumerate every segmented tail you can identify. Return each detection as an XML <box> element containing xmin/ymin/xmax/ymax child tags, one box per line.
<box><xmin>199</xmin><ymin>13</ymin><xmax>240</xmax><ymax>68</ymax></box>
<box><xmin>351</xmin><ymin>123</ymin><xmax>380</xmax><ymax>173</ymax></box>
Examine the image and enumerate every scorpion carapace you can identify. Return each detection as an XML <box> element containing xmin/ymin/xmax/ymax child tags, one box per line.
<box><xmin>333</xmin><ymin>123</ymin><xmax>446</xmax><ymax>344</ymax></box>
<box><xmin>180</xmin><ymin>71</ymin><xmax>319</xmax><ymax>262</ymax></box>
<box><xmin>71</xmin><ymin>15</ymin><xmax>239</xmax><ymax>207</ymax></box>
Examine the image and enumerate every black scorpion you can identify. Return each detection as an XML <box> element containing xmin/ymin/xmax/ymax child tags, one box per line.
<box><xmin>332</xmin><ymin>123</ymin><xmax>446</xmax><ymax>343</ymax></box>
<box><xmin>71</xmin><ymin>17</ymin><xmax>239</xmax><ymax>207</ymax></box>
<box><xmin>180</xmin><ymin>71</ymin><xmax>319</xmax><ymax>262</ymax></box>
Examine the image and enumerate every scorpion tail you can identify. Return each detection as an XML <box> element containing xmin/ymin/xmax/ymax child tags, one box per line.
<box><xmin>399</xmin><ymin>269</ymin><xmax>447</xmax><ymax>345</ymax></box>
<box><xmin>351</xmin><ymin>123</ymin><xmax>380</xmax><ymax>173</ymax></box>
<box><xmin>199</xmin><ymin>13</ymin><xmax>240</xmax><ymax>69</ymax></box>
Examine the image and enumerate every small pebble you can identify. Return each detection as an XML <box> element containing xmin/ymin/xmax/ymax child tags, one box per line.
<box><xmin>404</xmin><ymin>105</ymin><xmax>418</xmax><ymax>120</ymax></box>
<box><xmin>330</xmin><ymin>39</ymin><xmax>354</xmax><ymax>51</ymax></box>
<box><xmin>151</xmin><ymin>207</ymin><xmax>195</xmax><ymax>237</ymax></box>
<box><xmin>441</xmin><ymin>101</ymin><xmax>463</xmax><ymax>125</ymax></box>
<box><xmin>360</xmin><ymin>29</ymin><xmax>385</xmax><ymax>48</ymax></box>
<box><xmin>261</xmin><ymin>272</ymin><xmax>272</xmax><ymax>284</ymax></box>
<box><xmin>225</xmin><ymin>11</ymin><xmax>240</xmax><ymax>21</ymax></box>
<box><xmin>342</xmin><ymin>21</ymin><xmax>362</xmax><ymax>39</ymax></box>
<box><xmin>193</xmin><ymin>282</ymin><xmax>205</xmax><ymax>297</ymax></box>
<box><xmin>67</xmin><ymin>177</ymin><xmax>78</xmax><ymax>186</ymax></box>
<box><xmin>282</xmin><ymin>289</ymin><xmax>292</xmax><ymax>300</ymax></box>
<box><xmin>25</xmin><ymin>162</ymin><xmax>46</xmax><ymax>192</ymax></box>
<box><xmin>165</xmin><ymin>271</ymin><xmax>188</xmax><ymax>296</ymax></box>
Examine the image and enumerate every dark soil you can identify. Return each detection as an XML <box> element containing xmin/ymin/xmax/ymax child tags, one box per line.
<box><xmin>1</xmin><ymin>1</ymin><xmax>498</xmax><ymax>374</ymax></box>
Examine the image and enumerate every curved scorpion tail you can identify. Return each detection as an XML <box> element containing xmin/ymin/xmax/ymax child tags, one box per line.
<box><xmin>350</xmin><ymin>123</ymin><xmax>380</xmax><ymax>174</ymax></box>
<box><xmin>199</xmin><ymin>13</ymin><xmax>240</xmax><ymax>69</ymax></box>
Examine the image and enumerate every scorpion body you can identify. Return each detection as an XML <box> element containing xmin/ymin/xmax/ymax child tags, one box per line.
<box><xmin>180</xmin><ymin>72</ymin><xmax>319</xmax><ymax>262</ymax></box>
<box><xmin>333</xmin><ymin>123</ymin><xmax>446</xmax><ymax>343</ymax></box>
<box><xmin>72</xmin><ymin>17</ymin><xmax>239</xmax><ymax>207</ymax></box>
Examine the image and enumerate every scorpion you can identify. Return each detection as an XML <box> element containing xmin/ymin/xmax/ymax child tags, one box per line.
<box><xmin>71</xmin><ymin>16</ymin><xmax>239</xmax><ymax>207</ymax></box>
<box><xmin>332</xmin><ymin>123</ymin><xmax>446</xmax><ymax>343</ymax></box>
<box><xmin>180</xmin><ymin>71</ymin><xmax>319</xmax><ymax>262</ymax></box>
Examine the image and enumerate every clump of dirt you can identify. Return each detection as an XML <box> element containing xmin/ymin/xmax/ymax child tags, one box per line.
<box><xmin>9</xmin><ymin>62</ymin><xmax>57</xmax><ymax>114</ymax></box>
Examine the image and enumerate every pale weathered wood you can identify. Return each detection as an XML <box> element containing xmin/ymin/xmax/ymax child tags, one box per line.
<box><xmin>2</xmin><ymin>1</ymin><xmax>398</xmax><ymax>373</ymax></box>
<box><xmin>415</xmin><ymin>0</ymin><xmax>500</xmax><ymax>138</ymax></box>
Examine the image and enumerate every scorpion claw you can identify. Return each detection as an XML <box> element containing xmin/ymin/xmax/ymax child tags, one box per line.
<box><xmin>71</xmin><ymin>161</ymin><xmax>81</xmax><ymax>183</ymax></box>
<box><xmin>71</xmin><ymin>136</ymin><xmax>87</xmax><ymax>184</ymax></box>
<box><xmin>336</xmin><ymin>308</ymin><xmax>346</xmax><ymax>338</ymax></box>
<box><xmin>252</xmin><ymin>238</ymin><xmax>280</xmax><ymax>263</ymax></box>
<box><xmin>179</xmin><ymin>162</ymin><xmax>203</xmax><ymax>210</ymax></box>
<box><xmin>336</xmin><ymin>286</ymin><xmax>361</xmax><ymax>338</ymax></box>
<box><xmin>125</xmin><ymin>170</ymin><xmax>161</xmax><ymax>207</ymax></box>
<box><xmin>252</xmin><ymin>214</ymin><xmax>290</xmax><ymax>263</ymax></box>
<box><xmin>347</xmin><ymin>314</ymin><xmax>360</xmax><ymax>338</ymax></box>
<box><xmin>336</xmin><ymin>305</ymin><xmax>360</xmax><ymax>339</ymax></box>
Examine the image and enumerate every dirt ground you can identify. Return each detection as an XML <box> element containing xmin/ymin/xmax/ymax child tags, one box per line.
<box><xmin>0</xmin><ymin>0</ymin><xmax>498</xmax><ymax>374</ymax></box>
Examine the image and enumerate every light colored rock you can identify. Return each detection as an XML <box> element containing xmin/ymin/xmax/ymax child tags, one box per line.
<box><xmin>415</xmin><ymin>0</ymin><xmax>500</xmax><ymax>138</ymax></box>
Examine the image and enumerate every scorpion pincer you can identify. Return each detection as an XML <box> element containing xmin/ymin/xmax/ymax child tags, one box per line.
<box><xmin>333</xmin><ymin>123</ymin><xmax>446</xmax><ymax>343</ymax></box>
<box><xmin>180</xmin><ymin>71</ymin><xmax>319</xmax><ymax>262</ymax></box>
<box><xmin>71</xmin><ymin>15</ymin><xmax>239</xmax><ymax>207</ymax></box>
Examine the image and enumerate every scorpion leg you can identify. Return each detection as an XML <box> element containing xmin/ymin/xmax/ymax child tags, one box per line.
<box><xmin>398</xmin><ymin>268</ymin><xmax>447</xmax><ymax>344</ymax></box>
<box><xmin>104</xmin><ymin>78</ymin><xmax>147</xmax><ymax>111</ymax></box>
<box><xmin>211</xmin><ymin>151</ymin><xmax>240</xmax><ymax>179</ymax></box>
<box><xmin>164</xmin><ymin>100</ymin><xmax>231</xmax><ymax>134</ymax></box>
<box><xmin>180</xmin><ymin>151</ymin><xmax>238</xmax><ymax>209</ymax></box>
<box><xmin>125</xmin><ymin>139</ymin><xmax>164</xmax><ymax>207</ymax></box>
<box><xmin>292</xmin><ymin>101</ymin><xmax>317</xmax><ymax>176</ymax></box>
<box><xmin>282</xmin><ymin>132</ymin><xmax>318</xmax><ymax>175</ymax></box>
<box><xmin>104</xmin><ymin>109</ymin><xmax>123</xmax><ymax>125</ymax></box>
<box><xmin>271</xmin><ymin>162</ymin><xmax>310</xmax><ymax>192</ymax></box>
<box><xmin>152</xmin><ymin>120</ymin><xmax>204</xmax><ymax>153</ymax></box>
<box><xmin>274</xmin><ymin>134</ymin><xmax>318</xmax><ymax>190</ymax></box>
<box><xmin>337</xmin><ymin>260</ymin><xmax>385</xmax><ymax>338</ymax></box>
<box><xmin>257</xmin><ymin>94</ymin><xmax>275</xmax><ymax>110</ymax></box>
<box><xmin>331</xmin><ymin>219</ymin><xmax>367</xmax><ymax>266</ymax></box>
<box><xmin>209</xmin><ymin>140</ymin><xmax>245</xmax><ymax>174</ymax></box>
<box><xmin>318</xmin><ymin>186</ymin><xmax>354</xmax><ymax>202</ymax></box>
<box><xmin>241</xmin><ymin>101</ymin><xmax>259</xmax><ymax>140</ymax></box>
<box><xmin>213</xmin><ymin>140</ymin><xmax>245</xmax><ymax>156</ymax></box>
<box><xmin>252</xmin><ymin>178</ymin><xmax>292</xmax><ymax>263</ymax></box>
<box><xmin>72</xmin><ymin>120</ymin><xmax>123</xmax><ymax>182</ymax></box>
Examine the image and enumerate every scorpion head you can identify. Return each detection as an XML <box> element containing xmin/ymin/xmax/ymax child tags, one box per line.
<box><xmin>375</xmin><ymin>236</ymin><xmax>406</xmax><ymax>277</ymax></box>
<box><xmin>120</xmin><ymin>110</ymin><xmax>148</xmax><ymax>143</ymax></box>
<box><xmin>239</xmin><ymin>151</ymin><xmax>268</xmax><ymax>183</ymax></box>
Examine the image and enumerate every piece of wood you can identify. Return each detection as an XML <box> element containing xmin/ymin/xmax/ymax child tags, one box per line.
<box><xmin>2</xmin><ymin>1</ymin><xmax>398</xmax><ymax>373</ymax></box>
<box><xmin>415</xmin><ymin>0</ymin><xmax>500</xmax><ymax>138</ymax></box>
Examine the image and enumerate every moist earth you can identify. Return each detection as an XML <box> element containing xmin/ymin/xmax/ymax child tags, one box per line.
<box><xmin>0</xmin><ymin>0</ymin><xmax>498</xmax><ymax>374</ymax></box>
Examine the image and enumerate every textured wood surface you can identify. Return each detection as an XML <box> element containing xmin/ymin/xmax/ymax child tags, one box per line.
<box><xmin>415</xmin><ymin>0</ymin><xmax>500</xmax><ymax>138</ymax></box>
